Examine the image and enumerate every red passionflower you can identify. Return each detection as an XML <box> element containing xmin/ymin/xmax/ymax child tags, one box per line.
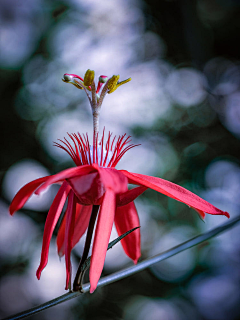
<box><xmin>9</xmin><ymin>70</ymin><xmax>230</xmax><ymax>293</ymax></box>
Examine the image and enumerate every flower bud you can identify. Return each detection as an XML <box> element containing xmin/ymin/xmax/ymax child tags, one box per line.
<box><xmin>99</xmin><ymin>75</ymin><xmax>108</xmax><ymax>83</ymax></box>
<box><xmin>63</xmin><ymin>73</ymin><xmax>74</xmax><ymax>82</ymax></box>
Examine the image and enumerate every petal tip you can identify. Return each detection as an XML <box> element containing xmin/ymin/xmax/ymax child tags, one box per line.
<box><xmin>90</xmin><ymin>285</ymin><xmax>96</xmax><ymax>294</ymax></box>
<box><xmin>9</xmin><ymin>202</ymin><xmax>18</xmax><ymax>216</ymax></box>
<box><xmin>65</xmin><ymin>277</ymin><xmax>71</xmax><ymax>290</ymax></box>
<box><xmin>134</xmin><ymin>253</ymin><xmax>141</xmax><ymax>265</ymax></box>
<box><xmin>224</xmin><ymin>211</ymin><xmax>230</xmax><ymax>219</ymax></box>
<box><xmin>36</xmin><ymin>269</ymin><xmax>41</xmax><ymax>280</ymax></box>
<box><xmin>58</xmin><ymin>250</ymin><xmax>64</xmax><ymax>258</ymax></box>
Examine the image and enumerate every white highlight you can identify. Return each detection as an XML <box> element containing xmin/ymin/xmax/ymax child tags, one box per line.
<box><xmin>89</xmin><ymin>144</ymin><xmax>113</xmax><ymax>166</ymax></box>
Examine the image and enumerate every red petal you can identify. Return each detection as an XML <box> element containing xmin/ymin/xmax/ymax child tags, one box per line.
<box><xmin>56</xmin><ymin>213</ymin><xmax>67</xmax><ymax>257</ymax></box>
<box><xmin>94</xmin><ymin>164</ymin><xmax>128</xmax><ymax>193</ymax></box>
<box><xmin>35</xmin><ymin>165</ymin><xmax>96</xmax><ymax>195</ymax></box>
<box><xmin>36</xmin><ymin>181</ymin><xmax>71</xmax><ymax>280</ymax></box>
<box><xmin>121</xmin><ymin>171</ymin><xmax>230</xmax><ymax>218</ymax></box>
<box><xmin>57</xmin><ymin>203</ymin><xmax>92</xmax><ymax>257</ymax></box>
<box><xmin>115</xmin><ymin>201</ymin><xmax>141</xmax><ymax>263</ymax></box>
<box><xmin>64</xmin><ymin>191</ymin><xmax>77</xmax><ymax>290</ymax></box>
<box><xmin>9</xmin><ymin>176</ymin><xmax>49</xmax><ymax>215</ymax></box>
<box><xmin>71</xmin><ymin>204</ymin><xmax>92</xmax><ymax>249</ymax></box>
<box><xmin>117</xmin><ymin>186</ymin><xmax>148</xmax><ymax>207</ymax></box>
<box><xmin>89</xmin><ymin>189</ymin><xmax>116</xmax><ymax>293</ymax></box>
<box><xmin>193</xmin><ymin>207</ymin><xmax>206</xmax><ymax>220</ymax></box>
<box><xmin>68</xmin><ymin>172</ymin><xmax>104</xmax><ymax>205</ymax></box>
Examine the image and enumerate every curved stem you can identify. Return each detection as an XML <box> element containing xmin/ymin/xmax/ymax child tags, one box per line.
<box><xmin>73</xmin><ymin>205</ymin><xmax>100</xmax><ymax>291</ymax></box>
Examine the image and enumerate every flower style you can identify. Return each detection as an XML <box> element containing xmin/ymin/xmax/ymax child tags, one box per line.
<box><xmin>9</xmin><ymin>70</ymin><xmax>230</xmax><ymax>294</ymax></box>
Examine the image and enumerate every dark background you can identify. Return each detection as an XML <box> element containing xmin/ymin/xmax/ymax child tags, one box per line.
<box><xmin>1</xmin><ymin>0</ymin><xmax>240</xmax><ymax>319</ymax></box>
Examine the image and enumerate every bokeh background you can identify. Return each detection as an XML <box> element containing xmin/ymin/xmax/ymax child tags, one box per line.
<box><xmin>1</xmin><ymin>0</ymin><xmax>240</xmax><ymax>319</ymax></box>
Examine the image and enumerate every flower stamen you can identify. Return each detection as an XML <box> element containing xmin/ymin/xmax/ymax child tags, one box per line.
<box><xmin>107</xmin><ymin>75</ymin><xmax>120</xmax><ymax>93</ymax></box>
<box><xmin>84</xmin><ymin>69</ymin><xmax>95</xmax><ymax>87</ymax></box>
<box><xmin>63</xmin><ymin>70</ymin><xmax>132</xmax><ymax>152</ymax></box>
<box><xmin>107</xmin><ymin>75</ymin><xmax>131</xmax><ymax>94</ymax></box>
<box><xmin>54</xmin><ymin>130</ymin><xmax>138</xmax><ymax>168</ymax></box>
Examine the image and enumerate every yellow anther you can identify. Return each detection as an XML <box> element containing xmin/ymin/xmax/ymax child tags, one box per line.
<box><xmin>73</xmin><ymin>82</ymin><xmax>84</xmax><ymax>90</ymax></box>
<box><xmin>107</xmin><ymin>75</ymin><xmax>120</xmax><ymax>94</ymax></box>
<box><xmin>84</xmin><ymin>69</ymin><xmax>95</xmax><ymax>86</ymax></box>
<box><xmin>116</xmin><ymin>77</ymin><xmax>131</xmax><ymax>89</ymax></box>
<box><xmin>108</xmin><ymin>76</ymin><xmax>131</xmax><ymax>94</ymax></box>
<box><xmin>70</xmin><ymin>78</ymin><xmax>84</xmax><ymax>90</ymax></box>
<box><xmin>62</xmin><ymin>78</ymin><xmax>83</xmax><ymax>90</ymax></box>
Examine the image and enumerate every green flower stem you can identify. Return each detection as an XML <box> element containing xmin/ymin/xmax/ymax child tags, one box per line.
<box><xmin>3</xmin><ymin>215</ymin><xmax>240</xmax><ymax>320</ymax></box>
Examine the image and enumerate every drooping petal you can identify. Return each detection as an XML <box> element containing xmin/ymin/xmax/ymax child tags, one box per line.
<box><xmin>71</xmin><ymin>204</ymin><xmax>92</xmax><ymax>250</ymax></box>
<box><xmin>9</xmin><ymin>176</ymin><xmax>49</xmax><ymax>215</ymax></box>
<box><xmin>36</xmin><ymin>181</ymin><xmax>71</xmax><ymax>280</ymax></box>
<box><xmin>115</xmin><ymin>201</ymin><xmax>141</xmax><ymax>263</ymax></box>
<box><xmin>35</xmin><ymin>165</ymin><xmax>96</xmax><ymax>195</ymax></box>
<box><xmin>94</xmin><ymin>164</ymin><xmax>128</xmax><ymax>194</ymax></box>
<box><xmin>121</xmin><ymin>171</ymin><xmax>230</xmax><ymax>218</ymax></box>
<box><xmin>89</xmin><ymin>189</ymin><xmax>116</xmax><ymax>293</ymax></box>
<box><xmin>117</xmin><ymin>186</ymin><xmax>148</xmax><ymax>207</ymax></box>
<box><xmin>56</xmin><ymin>212</ymin><xmax>67</xmax><ymax>257</ymax></box>
<box><xmin>64</xmin><ymin>190</ymin><xmax>76</xmax><ymax>290</ymax></box>
<box><xmin>57</xmin><ymin>203</ymin><xmax>92</xmax><ymax>257</ymax></box>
